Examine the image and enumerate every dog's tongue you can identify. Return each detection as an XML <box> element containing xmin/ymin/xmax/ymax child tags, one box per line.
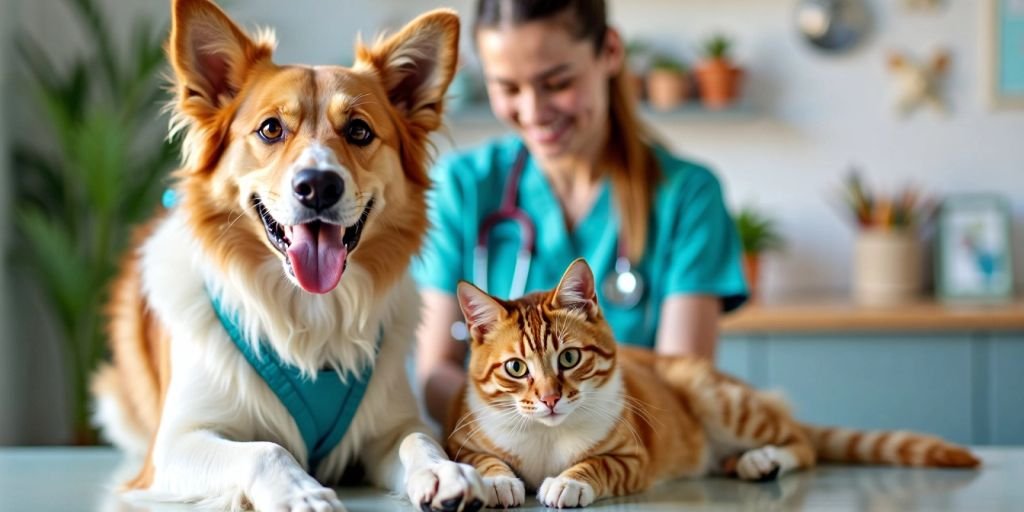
<box><xmin>286</xmin><ymin>222</ymin><xmax>347</xmax><ymax>294</ymax></box>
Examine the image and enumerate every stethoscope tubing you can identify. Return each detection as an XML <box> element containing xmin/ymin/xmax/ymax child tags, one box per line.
<box><xmin>472</xmin><ymin>145</ymin><xmax>643</xmax><ymax>306</ymax></box>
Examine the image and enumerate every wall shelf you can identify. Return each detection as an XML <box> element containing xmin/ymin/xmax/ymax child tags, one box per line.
<box><xmin>720</xmin><ymin>297</ymin><xmax>1024</xmax><ymax>334</ymax></box>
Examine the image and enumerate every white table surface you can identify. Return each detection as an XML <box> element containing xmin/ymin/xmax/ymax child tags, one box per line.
<box><xmin>1</xmin><ymin>447</ymin><xmax>1021</xmax><ymax>511</ymax></box>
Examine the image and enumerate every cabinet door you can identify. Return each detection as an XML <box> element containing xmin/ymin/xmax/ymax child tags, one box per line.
<box><xmin>719</xmin><ymin>335</ymin><xmax>762</xmax><ymax>386</ymax></box>
<box><xmin>989</xmin><ymin>333</ymin><xmax>1024</xmax><ymax>444</ymax></box>
<box><xmin>763</xmin><ymin>334</ymin><xmax>974</xmax><ymax>444</ymax></box>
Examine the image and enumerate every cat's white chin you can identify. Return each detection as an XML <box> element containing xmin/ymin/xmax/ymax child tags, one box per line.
<box><xmin>533</xmin><ymin>412</ymin><xmax>570</xmax><ymax>427</ymax></box>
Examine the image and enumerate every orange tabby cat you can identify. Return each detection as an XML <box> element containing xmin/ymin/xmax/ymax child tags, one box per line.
<box><xmin>446</xmin><ymin>259</ymin><xmax>979</xmax><ymax>508</ymax></box>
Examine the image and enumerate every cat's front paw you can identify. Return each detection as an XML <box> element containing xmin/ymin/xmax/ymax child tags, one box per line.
<box><xmin>538</xmin><ymin>476</ymin><xmax>595</xmax><ymax>508</ymax></box>
<box><xmin>406</xmin><ymin>460</ymin><xmax>485</xmax><ymax>512</ymax></box>
<box><xmin>483</xmin><ymin>475</ymin><xmax>525</xmax><ymax>508</ymax></box>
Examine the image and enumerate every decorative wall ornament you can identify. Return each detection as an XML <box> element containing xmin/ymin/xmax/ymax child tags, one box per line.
<box><xmin>795</xmin><ymin>0</ymin><xmax>872</xmax><ymax>54</ymax></box>
<box><xmin>887</xmin><ymin>50</ymin><xmax>951</xmax><ymax>116</ymax></box>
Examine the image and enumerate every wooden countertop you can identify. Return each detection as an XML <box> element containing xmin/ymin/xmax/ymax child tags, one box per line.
<box><xmin>720</xmin><ymin>297</ymin><xmax>1024</xmax><ymax>333</ymax></box>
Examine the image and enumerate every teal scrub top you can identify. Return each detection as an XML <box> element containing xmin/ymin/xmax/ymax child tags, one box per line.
<box><xmin>412</xmin><ymin>136</ymin><xmax>748</xmax><ymax>348</ymax></box>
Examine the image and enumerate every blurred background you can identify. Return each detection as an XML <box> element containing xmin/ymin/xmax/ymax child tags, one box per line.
<box><xmin>0</xmin><ymin>0</ymin><xmax>1021</xmax><ymax>447</ymax></box>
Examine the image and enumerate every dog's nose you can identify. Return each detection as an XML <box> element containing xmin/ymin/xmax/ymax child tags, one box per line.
<box><xmin>292</xmin><ymin>169</ymin><xmax>344</xmax><ymax>211</ymax></box>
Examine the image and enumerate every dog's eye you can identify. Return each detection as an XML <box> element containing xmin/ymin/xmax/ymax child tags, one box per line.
<box><xmin>344</xmin><ymin>119</ymin><xmax>375</xmax><ymax>146</ymax></box>
<box><xmin>257</xmin><ymin>118</ymin><xmax>285</xmax><ymax>143</ymax></box>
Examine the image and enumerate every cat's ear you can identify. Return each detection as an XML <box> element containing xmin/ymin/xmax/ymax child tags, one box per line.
<box><xmin>552</xmin><ymin>259</ymin><xmax>599</xmax><ymax>318</ymax></box>
<box><xmin>457</xmin><ymin>281</ymin><xmax>506</xmax><ymax>342</ymax></box>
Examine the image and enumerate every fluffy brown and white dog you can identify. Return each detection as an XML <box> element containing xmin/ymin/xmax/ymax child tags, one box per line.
<box><xmin>90</xmin><ymin>1</ymin><xmax>485</xmax><ymax>510</ymax></box>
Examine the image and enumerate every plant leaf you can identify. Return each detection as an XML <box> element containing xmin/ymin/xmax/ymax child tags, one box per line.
<box><xmin>15</xmin><ymin>208</ymin><xmax>94</xmax><ymax>332</ymax></box>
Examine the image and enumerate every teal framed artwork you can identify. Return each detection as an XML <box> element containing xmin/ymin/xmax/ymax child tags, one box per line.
<box><xmin>936</xmin><ymin>194</ymin><xmax>1015</xmax><ymax>301</ymax></box>
<box><xmin>988</xmin><ymin>0</ymin><xmax>1024</xmax><ymax>108</ymax></box>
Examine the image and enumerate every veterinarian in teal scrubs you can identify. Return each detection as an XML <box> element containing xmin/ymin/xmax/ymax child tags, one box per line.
<box><xmin>414</xmin><ymin>0</ymin><xmax>747</xmax><ymax>425</ymax></box>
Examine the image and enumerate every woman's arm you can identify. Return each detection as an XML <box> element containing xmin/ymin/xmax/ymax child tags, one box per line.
<box><xmin>654</xmin><ymin>295</ymin><xmax>720</xmax><ymax>360</ymax></box>
<box><xmin>416</xmin><ymin>290</ymin><xmax>469</xmax><ymax>426</ymax></box>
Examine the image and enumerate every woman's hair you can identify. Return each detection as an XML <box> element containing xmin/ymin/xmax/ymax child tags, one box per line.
<box><xmin>474</xmin><ymin>0</ymin><xmax>660</xmax><ymax>264</ymax></box>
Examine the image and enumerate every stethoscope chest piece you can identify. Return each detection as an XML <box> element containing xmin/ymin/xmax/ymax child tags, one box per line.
<box><xmin>601</xmin><ymin>256</ymin><xmax>644</xmax><ymax>309</ymax></box>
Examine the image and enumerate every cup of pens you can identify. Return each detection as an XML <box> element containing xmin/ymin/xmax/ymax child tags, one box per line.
<box><xmin>842</xmin><ymin>171</ymin><xmax>931</xmax><ymax>306</ymax></box>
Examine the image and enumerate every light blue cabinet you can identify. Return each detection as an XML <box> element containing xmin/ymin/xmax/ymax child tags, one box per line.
<box><xmin>989</xmin><ymin>333</ymin><xmax>1024</xmax><ymax>445</ymax></box>
<box><xmin>719</xmin><ymin>332</ymin><xmax>1024</xmax><ymax>445</ymax></box>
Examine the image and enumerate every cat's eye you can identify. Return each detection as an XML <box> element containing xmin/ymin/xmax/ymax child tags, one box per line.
<box><xmin>257</xmin><ymin>118</ymin><xmax>285</xmax><ymax>143</ymax></box>
<box><xmin>558</xmin><ymin>348</ymin><xmax>581</xmax><ymax>370</ymax></box>
<box><xmin>344</xmin><ymin>119</ymin><xmax>375</xmax><ymax>146</ymax></box>
<box><xmin>504</xmin><ymin>358</ymin><xmax>528</xmax><ymax>378</ymax></box>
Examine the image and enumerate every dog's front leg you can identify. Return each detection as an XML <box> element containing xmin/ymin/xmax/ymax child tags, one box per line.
<box><xmin>362</xmin><ymin>421</ymin><xmax>484</xmax><ymax>512</ymax></box>
<box><xmin>146</xmin><ymin>430</ymin><xmax>345</xmax><ymax>512</ymax></box>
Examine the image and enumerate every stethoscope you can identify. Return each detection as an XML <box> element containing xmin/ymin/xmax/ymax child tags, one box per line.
<box><xmin>472</xmin><ymin>146</ymin><xmax>645</xmax><ymax>305</ymax></box>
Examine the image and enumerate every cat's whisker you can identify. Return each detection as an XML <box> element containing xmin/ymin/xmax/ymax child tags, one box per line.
<box><xmin>576</xmin><ymin>400</ymin><xmax>644</xmax><ymax>453</ymax></box>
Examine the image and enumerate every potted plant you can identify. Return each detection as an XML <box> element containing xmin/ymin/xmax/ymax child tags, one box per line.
<box><xmin>840</xmin><ymin>170</ymin><xmax>931</xmax><ymax>306</ymax></box>
<box><xmin>12</xmin><ymin>0</ymin><xmax>177</xmax><ymax>443</ymax></box>
<box><xmin>734</xmin><ymin>206</ymin><xmax>785</xmax><ymax>300</ymax></box>
<box><xmin>696</xmin><ymin>34</ymin><xmax>744</xmax><ymax>109</ymax></box>
<box><xmin>645</xmin><ymin>53</ymin><xmax>690</xmax><ymax>111</ymax></box>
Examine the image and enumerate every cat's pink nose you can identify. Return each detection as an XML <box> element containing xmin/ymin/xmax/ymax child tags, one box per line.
<box><xmin>540</xmin><ymin>393</ymin><xmax>560</xmax><ymax>411</ymax></box>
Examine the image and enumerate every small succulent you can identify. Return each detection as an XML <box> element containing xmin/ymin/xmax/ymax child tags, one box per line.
<box><xmin>704</xmin><ymin>34</ymin><xmax>733</xmax><ymax>60</ymax></box>
<box><xmin>650</xmin><ymin>53</ymin><xmax>687</xmax><ymax>73</ymax></box>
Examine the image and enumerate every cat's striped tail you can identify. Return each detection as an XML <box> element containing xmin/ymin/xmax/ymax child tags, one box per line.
<box><xmin>801</xmin><ymin>425</ymin><xmax>980</xmax><ymax>468</ymax></box>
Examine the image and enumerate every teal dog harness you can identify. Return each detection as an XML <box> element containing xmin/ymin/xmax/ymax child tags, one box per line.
<box><xmin>209</xmin><ymin>290</ymin><xmax>376</xmax><ymax>470</ymax></box>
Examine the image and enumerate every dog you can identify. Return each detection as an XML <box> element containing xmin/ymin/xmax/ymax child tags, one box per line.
<box><xmin>90</xmin><ymin>1</ymin><xmax>485</xmax><ymax>510</ymax></box>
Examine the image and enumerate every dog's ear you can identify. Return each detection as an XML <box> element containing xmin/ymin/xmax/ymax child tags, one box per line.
<box><xmin>169</xmin><ymin>0</ymin><xmax>274</xmax><ymax>114</ymax></box>
<box><xmin>355</xmin><ymin>9</ymin><xmax>460</xmax><ymax>132</ymax></box>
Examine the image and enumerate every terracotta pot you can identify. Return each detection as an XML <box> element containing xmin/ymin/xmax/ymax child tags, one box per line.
<box><xmin>742</xmin><ymin>252</ymin><xmax>761</xmax><ymax>301</ymax></box>
<box><xmin>645</xmin><ymin>69</ymin><xmax>690</xmax><ymax>111</ymax></box>
<box><xmin>853</xmin><ymin>228</ymin><xmax>923</xmax><ymax>306</ymax></box>
<box><xmin>696</xmin><ymin>58</ymin><xmax>743</xmax><ymax>109</ymax></box>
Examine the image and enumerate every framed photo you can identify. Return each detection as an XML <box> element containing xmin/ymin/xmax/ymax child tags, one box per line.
<box><xmin>936</xmin><ymin>194</ymin><xmax>1015</xmax><ymax>301</ymax></box>
<box><xmin>987</xmin><ymin>0</ymin><xmax>1024</xmax><ymax>108</ymax></box>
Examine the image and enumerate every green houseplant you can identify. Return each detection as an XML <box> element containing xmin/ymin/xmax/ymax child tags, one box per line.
<box><xmin>734</xmin><ymin>206</ymin><xmax>785</xmax><ymax>300</ymax></box>
<box><xmin>696</xmin><ymin>33</ymin><xmax>744</xmax><ymax>109</ymax></box>
<box><xmin>11</xmin><ymin>0</ymin><xmax>177</xmax><ymax>443</ymax></box>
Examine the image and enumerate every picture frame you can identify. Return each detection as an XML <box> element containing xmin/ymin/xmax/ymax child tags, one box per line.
<box><xmin>987</xmin><ymin>0</ymin><xmax>1024</xmax><ymax>108</ymax></box>
<box><xmin>936</xmin><ymin>194</ymin><xmax>1015</xmax><ymax>301</ymax></box>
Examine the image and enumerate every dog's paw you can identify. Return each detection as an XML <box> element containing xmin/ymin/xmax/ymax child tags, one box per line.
<box><xmin>483</xmin><ymin>475</ymin><xmax>525</xmax><ymax>508</ymax></box>
<box><xmin>736</xmin><ymin>445</ymin><xmax>782</xmax><ymax>482</ymax></box>
<box><xmin>249</xmin><ymin>450</ymin><xmax>346</xmax><ymax>511</ymax></box>
<box><xmin>538</xmin><ymin>476</ymin><xmax>594</xmax><ymax>508</ymax></box>
<box><xmin>407</xmin><ymin>460</ymin><xmax>485</xmax><ymax>512</ymax></box>
<box><xmin>253</xmin><ymin>487</ymin><xmax>345</xmax><ymax>512</ymax></box>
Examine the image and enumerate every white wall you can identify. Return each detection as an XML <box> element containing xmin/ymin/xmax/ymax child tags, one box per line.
<box><xmin>4</xmin><ymin>0</ymin><xmax>1022</xmax><ymax>443</ymax></box>
<box><xmin>440</xmin><ymin>0</ymin><xmax>1024</xmax><ymax>298</ymax></box>
<box><xmin>603</xmin><ymin>0</ymin><xmax>1024</xmax><ymax>298</ymax></box>
<box><xmin>19</xmin><ymin>0</ymin><xmax>1018</xmax><ymax>299</ymax></box>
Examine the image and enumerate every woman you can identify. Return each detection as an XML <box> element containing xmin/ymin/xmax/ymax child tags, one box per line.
<box><xmin>414</xmin><ymin>0</ymin><xmax>747</xmax><ymax>425</ymax></box>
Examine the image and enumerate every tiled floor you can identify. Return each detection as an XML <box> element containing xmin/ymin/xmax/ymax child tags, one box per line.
<box><xmin>1</xmin><ymin>447</ymin><xmax>1020</xmax><ymax>511</ymax></box>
